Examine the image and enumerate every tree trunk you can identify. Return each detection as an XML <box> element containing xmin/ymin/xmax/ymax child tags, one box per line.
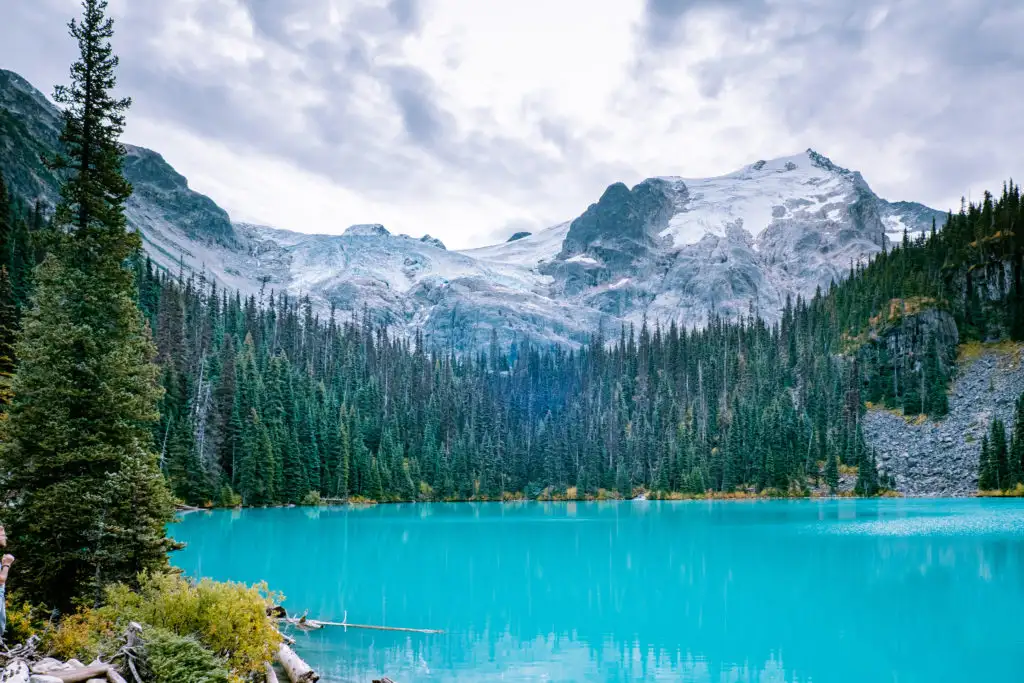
<box><xmin>49</xmin><ymin>665</ymin><xmax>110</xmax><ymax>683</ymax></box>
<box><xmin>276</xmin><ymin>644</ymin><xmax>318</xmax><ymax>683</ymax></box>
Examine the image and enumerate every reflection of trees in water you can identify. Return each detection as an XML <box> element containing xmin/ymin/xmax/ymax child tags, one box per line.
<box><xmin>174</xmin><ymin>501</ymin><xmax>1024</xmax><ymax>682</ymax></box>
<box><xmin>308</xmin><ymin>630</ymin><xmax>800</xmax><ymax>683</ymax></box>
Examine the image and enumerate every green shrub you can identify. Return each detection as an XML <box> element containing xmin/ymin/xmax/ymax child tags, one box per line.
<box><xmin>102</xmin><ymin>572</ymin><xmax>282</xmax><ymax>678</ymax></box>
<box><xmin>141</xmin><ymin>627</ymin><xmax>231</xmax><ymax>683</ymax></box>
<box><xmin>43</xmin><ymin>607</ymin><xmax>119</xmax><ymax>662</ymax></box>
<box><xmin>299</xmin><ymin>490</ymin><xmax>322</xmax><ymax>506</ymax></box>
<box><xmin>218</xmin><ymin>486</ymin><xmax>242</xmax><ymax>507</ymax></box>
<box><xmin>3</xmin><ymin>594</ymin><xmax>48</xmax><ymax>647</ymax></box>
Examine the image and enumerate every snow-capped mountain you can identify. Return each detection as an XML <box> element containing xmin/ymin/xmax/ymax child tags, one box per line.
<box><xmin>0</xmin><ymin>68</ymin><xmax>946</xmax><ymax>351</ymax></box>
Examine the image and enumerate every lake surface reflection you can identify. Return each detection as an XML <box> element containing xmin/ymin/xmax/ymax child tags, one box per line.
<box><xmin>171</xmin><ymin>499</ymin><xmax>1024</xmax><ymax>682</ymax></box>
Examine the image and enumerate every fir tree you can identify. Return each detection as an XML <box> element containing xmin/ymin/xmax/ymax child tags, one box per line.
<box><xmin>0</xmin><ymin>0</ymin><xmax>174</xmax><ymax>610</ymax></box>
<box><xmin>978</xmin><ymin>434</ymin><xmax>995</xmax><ymax>491</ymax></box>
<box><xmin>0</xmin><ymin>267</ymin><xmax>16</xmax><ymax>410</ymax></box>
<box><xmin>824</xmin><ymin>451</ymin><xmax>839</xmax><ymax>494</ymax></box>
<box><xmin>991</xmin><ymin>418</ymin><xmax>1010</xmax><ymax>490</ymax></box>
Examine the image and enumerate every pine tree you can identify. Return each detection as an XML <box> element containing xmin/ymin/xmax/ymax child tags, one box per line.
<box><xmin>368</xmin><ymin>456</ymin><xmax>385</xmax><ymax>501</ymax></box>
<box><xmin>978</xmin><ymin>434</ymin><xmax>995</xmax><ymax>491</ymax></box>
<box><xmin>0</xmin><ymin>0</ymin><xmax>175</xmax><ymax>610</ymax></box>
<box><xmin>0</xmin><ymin>267</ymin><xmax>16</xmax><ymax>410</ymax></box>
<box><xmin>1012</xmin><ymin>395</ymin><xmax>1024</xmax><ymax>486</ymax></box>
<box><xmin>825</xmin><ymin>451</ymin><xmax>839</xmax><ymax>494</ymax></box>
<box><xmin>991</xmin><ymin>418</ymin><xmax>1010</xmax><ymax>490</ymax></box>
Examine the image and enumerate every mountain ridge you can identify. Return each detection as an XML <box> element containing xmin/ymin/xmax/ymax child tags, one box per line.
<box><xmin>0</xmin><ymin>67</ymin><xmax>947</xmax><ymax>350</ymax></box>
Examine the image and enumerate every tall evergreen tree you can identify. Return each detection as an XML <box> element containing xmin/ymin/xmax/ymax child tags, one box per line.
<box><xmin>0</xmin><ymin>0</ymin><xmax>174</xmax><ymax>610</ymax></box>
<box><xmin>991</xmin><ymin>418</ymin><xmax>1010</xmax><ymax>490</ymax></box>
<box><xmin>979</xmin><ymin>434</ymin><xmax>995</xmax><ymax>491</ymax></box>
<box><xmin>824</xmin><ymin>451</ymin><xmax>839</xmax><ymax>494</ymax></box>
<box><xmin>0</xmin><ymin>266</ymin><xmax>16</xmax><ymax>410</ymax></box>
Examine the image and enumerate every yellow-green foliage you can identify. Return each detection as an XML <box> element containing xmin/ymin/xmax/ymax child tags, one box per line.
<box><xmin>958</xmin><ymin>339</ymin><xmax>1024</xmax><ymax>365</ymax></box>
<box><xmin>844</xmin><ymin>297</ymin><xmax>940</xmax><ymax>354</ymax></box>
<box><xmin>869</xmin><ymin>297</ymin><xmax>938</xmax><ymax>328</ymax></box>
<box><xmin>44</xmin><ymin>607</ymin><xmax>118</xmax><ymax>662</ymax></box>
<box><xmin>3</xmin><ymin>596</ymin><xmax>47</xmax><ymax>647</ymax></box>
<box><xmin>102</xmin><ymin>572</ymin><xmax>282</xmax><ymax>678</ymax></box>
<box><xmin>978</xmin><ymin>483</ymin><xmax>1024</xmax><ymax>497</ymax></box>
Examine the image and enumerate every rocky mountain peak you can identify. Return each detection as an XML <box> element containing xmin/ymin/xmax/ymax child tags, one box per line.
<box><xmin>418</xmin><ymin>234</ymin><xmax>446</xmax><ymax>250</ymax></box>
<box><xmin>343</xmin><ymin>223</ymin><xmax>390</xmax><ymax>237</ymax></box>
<box><xmin>0</xmin><ymin>68</ymin><xmax>952</xmax><ymax>352</ymax></box>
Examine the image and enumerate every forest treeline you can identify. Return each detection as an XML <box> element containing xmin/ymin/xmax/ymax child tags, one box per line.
<box><xmin>4</xmin><ymin>176</ymin><xmax>1024</xmax><ymax>506</ymax></box>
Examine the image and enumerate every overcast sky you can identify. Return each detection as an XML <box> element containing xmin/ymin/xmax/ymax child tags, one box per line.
<box><xmin>2</xmin><ymin>0</ymin><xmax>1021</xmax><ymax>248</ymax></box>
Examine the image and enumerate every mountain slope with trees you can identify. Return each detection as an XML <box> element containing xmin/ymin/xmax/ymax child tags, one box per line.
<box><xmin>5</xmin><ymin>148</ymin><xmax>1024</xmax><ymax>507</ymax></box>
<box><xmin>3</xmin><ymin>16</ymin><xmax>1024</xmax><ymax>510</ymax></box>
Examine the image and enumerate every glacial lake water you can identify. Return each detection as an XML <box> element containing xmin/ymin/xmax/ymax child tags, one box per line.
<box><xmin>170</xmin><ymin>500</ymin><xmax>1024</xmax><ymax>683</ymax></box>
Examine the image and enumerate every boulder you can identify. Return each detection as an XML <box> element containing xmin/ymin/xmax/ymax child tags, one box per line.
<box><xmin>2</xmin><ymin>660</ymin><xmax>30</xmax><ymax>683</ymax></box>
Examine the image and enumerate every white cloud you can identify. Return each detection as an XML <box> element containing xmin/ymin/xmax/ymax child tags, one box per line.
<box><xmin>2</xmin><ymin>0</ymin><xmax>1021</xmax><ymax>248</ymax></box>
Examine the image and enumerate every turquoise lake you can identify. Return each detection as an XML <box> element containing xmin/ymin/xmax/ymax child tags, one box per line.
<box><xmin>170</xmin><ymin>500</ymin><xmax>1024</xmax><ymax>682</ymax></box>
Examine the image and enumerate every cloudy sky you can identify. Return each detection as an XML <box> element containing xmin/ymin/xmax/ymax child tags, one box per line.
<box><xmin>2</xmin><ymin>0</ymin><xmax>1021</xmax><ymax>248</ymax></box>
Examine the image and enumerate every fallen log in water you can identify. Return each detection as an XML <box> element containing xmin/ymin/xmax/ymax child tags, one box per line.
<box><xmin>264</xmin><ymin>662</ymin><xmax>281</xmax><ymax>683</ymax></box>
<box><xmin>332</xmin><ymin>621</ymin><xmax>442</xmax><ymax>634</ymax></box>
<box><xmin>105</xmin><ymin>668</ymin><xmax>128</xmax><ymax>683</ymax></box>
<box><xmin>275</xmin><ymin>643</ymin><xmax>318</xmax><ymax>683</ymax></box>
<box><xmin>279</xmin><ymin>612</ymin><xmax>443</xmax><ymax>635</ymax></box>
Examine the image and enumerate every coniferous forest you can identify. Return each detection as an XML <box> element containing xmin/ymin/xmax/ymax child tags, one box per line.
<box><xmin>6</xmin><ymin>170</ymin><xmax>1024</xmax><ymax>506</ymax></box>
<box><xmin>9</xmin><ymin>3</ymin><xmax>1024</xmax><ymax>681</ymax></box>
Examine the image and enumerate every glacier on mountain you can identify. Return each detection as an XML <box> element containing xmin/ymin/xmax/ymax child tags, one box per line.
<box><xmin>157</xmin><ymin>149</ymin><xmax>941</xmax><ymax>349</ymax></box>
<box><xmin>0</xmin><ymin>68</ymin><xmax>947</xmax><ymax>351</ymax></box>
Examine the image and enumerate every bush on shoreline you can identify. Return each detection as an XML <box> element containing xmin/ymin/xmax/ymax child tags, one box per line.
<box><xmin>10</xmin><ymin>572</ymin><xmax>282</xmax><ymax>682</ymax></box>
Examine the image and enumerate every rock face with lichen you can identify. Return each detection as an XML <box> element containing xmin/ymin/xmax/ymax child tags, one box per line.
<box><xmin>863</xmin><ymin>345</ymin><xmax>1024</xmax><ymax>496</ymax></box>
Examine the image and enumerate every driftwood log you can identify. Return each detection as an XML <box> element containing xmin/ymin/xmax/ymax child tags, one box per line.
<box><xmin>275</xmin><ymin>644</ymin><xmax>318</xmax><ymax>683</ymax></box>
<box><xmin>279</xmin><ymin>616</ymin><xmax>442</xmax><ymax>634</ymax></box>
<box><xmin>49</xmin><ymin>664</ymin><xmax>111</xmax><ymax>683</ymax></box>
<box><xmin>264</xmin><ymin>662</ymin><xmax>281</xmax><ymax>683</ymax></box>
<box><xmin>105</xmin><ymin>667</ymin><xmax>128</xmax><ymax>683</ymax></box>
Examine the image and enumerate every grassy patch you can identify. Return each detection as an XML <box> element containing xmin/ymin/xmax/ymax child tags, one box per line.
<box><xmin>958</xmin><ymin>339</ymin><xmax>1024</xmax><ymax>365</ymax></box>
<box><xmin>977</xmin><ymin>483</ymin><xmax>1024</xmax><ymax>497</ymax></box>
